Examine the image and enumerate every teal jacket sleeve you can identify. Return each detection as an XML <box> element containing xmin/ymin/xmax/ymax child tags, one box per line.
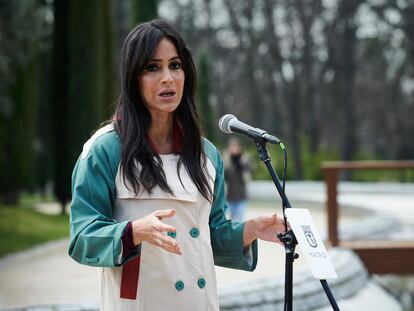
<box><xmin>68</xmin><ymin>131</ymin><xmax>139</xmax><ymax>267</ymax></box>
<box><xmin>204</xmin><ymin>139</ymin><xmax>258</xmax><ymax>271</ymax></box>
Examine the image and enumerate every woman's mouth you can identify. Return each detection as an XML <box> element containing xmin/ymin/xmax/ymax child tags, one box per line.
<box><xmin>159</xmin><ymin>90</ymin><xmax>176</xmax><ymax>97</ymax></box>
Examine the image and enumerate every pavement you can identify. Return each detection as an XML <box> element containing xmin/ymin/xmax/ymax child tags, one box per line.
<box><xmin>0</xmin><ymin>206</ymin><xmax>292</xmax><ymax>310</ymax></box>
<box><xmin>0</xmin><ymin>181</ymin><xmax>413</xmax><ymax>310</ymax></box>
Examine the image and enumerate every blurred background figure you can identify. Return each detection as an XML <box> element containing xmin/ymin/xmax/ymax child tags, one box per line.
<box><xmin>224</xmin><ymin>138</ymin><xmax>251</xmax><ymax>222</ymax></box>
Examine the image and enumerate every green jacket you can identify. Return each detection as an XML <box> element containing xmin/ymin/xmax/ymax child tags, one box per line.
<box><xmin>68</xmin><ymin>125</ymin><xmax>258</xmax><ymax>270</ymax></box>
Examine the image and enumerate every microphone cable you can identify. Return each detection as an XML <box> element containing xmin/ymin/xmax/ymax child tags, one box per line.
<box><xmin>279</xmin><ymin>142</ymin><xmax>288</xmax><ymax>232</ymax></box>
<box><xmin>279</xmin><ymin>142</ymin><xmax>289</xmax><ymax>311</ymax></box>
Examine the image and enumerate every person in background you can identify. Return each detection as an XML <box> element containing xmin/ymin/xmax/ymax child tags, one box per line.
<box><xmin>223</xmin><ymin>138</ymin><xmax>252</xmax><ymax>221</ymax></box>
<box><xmin>68</xmin><ymin>19</ymin><xmax>285</xmax><ymax>311</ymax></box>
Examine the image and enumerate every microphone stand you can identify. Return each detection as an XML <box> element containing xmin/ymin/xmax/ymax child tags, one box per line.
<box><xmin>253</xmin><ymin>139</ymin><xmax>340</xmax><ymax>311</ymax></box>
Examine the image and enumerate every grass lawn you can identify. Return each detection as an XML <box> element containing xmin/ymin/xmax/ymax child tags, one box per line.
<box><xmin>0</xmin><ymin>200</ymin><xmax>69</xmax><ymax>258</ymax></box>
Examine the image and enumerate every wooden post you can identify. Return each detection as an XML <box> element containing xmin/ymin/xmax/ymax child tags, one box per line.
<box><xmin>324</xmin><ymin>169</ymin><xmax>339</xmax><ymax>246</ymax></box>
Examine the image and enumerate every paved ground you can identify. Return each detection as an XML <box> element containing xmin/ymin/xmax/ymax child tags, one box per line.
<box><xmin>0</xmin><ymin>206</ymin><xmax>298</xmax><ymax>309</ymax></box>
<box><xmin>1</xmin><ymin>181</ymin><xmax>413</xmax><ymax>310</ymax></box>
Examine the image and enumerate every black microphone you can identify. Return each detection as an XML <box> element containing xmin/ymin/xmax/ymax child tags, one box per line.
<box><xmin>218</xmin><ymin>114</ymin><xmax>281</xmax><ymax>144</ymax></box>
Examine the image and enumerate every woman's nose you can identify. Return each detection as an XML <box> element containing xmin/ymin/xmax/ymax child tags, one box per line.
<box><xmin>161</xmin><ymin>69</ymin><xmax>173</xmax><ymax>85</ymax></box>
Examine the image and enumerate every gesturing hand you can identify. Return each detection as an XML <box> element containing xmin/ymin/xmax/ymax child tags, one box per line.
<box><xmin>131</xmin><ymin>209</ymin><xmax>182</xmax><ymax>255</ymax></box>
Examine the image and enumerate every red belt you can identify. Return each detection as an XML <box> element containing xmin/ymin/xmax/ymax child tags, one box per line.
<box><xmin>120</xmin><ymin>255</ymin><xmax>141</xmax><ymax>299</ymax></box>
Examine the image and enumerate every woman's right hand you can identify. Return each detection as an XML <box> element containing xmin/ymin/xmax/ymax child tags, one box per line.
<box><xmin>131</xmin><ymin>209</ymin><xmax>182</xmax><ymax>255</ymax></box>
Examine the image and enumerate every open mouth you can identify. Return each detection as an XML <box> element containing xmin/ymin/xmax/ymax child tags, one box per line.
<box><xmin>159</xmin><ymin>90</ymin><xmax>176</xmax><ymax>97</ymax></box>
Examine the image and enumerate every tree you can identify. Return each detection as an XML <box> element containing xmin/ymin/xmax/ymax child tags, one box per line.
<box><xmin>262</xmin><ymin>0</ymin><xmax>304</xmax><ymax>179</ymax></box>
<box><xmin>52</xmin><ymin>0</ymin><xmax>107</xmax><ymax>214</ymax></box>
<box><xmin>132</xmin><ymin>0</ymin><xmax>159</xmax><ymax>25</ymax></box>
<box><xmin>196</xmin><ymin>51</ymin><xmax>216</xmax><ymax>142</ymax></box>
<box><xmin>35</xmin><ymin>48</ymin><xmax>53</xmax><ymax>197</ymax></box>
<box><xmin>294</xmin><ymin>0</ymin><xmax>323</xmax><ymax>152</ymax></box>
<box><xmin>52</xmin><ymin>0</ymin><xmax>70</xmax><ymax>213</ymax></box>
<box><xmin>103</xmin><ymin>0</ymin><xmax>117</xmax><ymax>118</ymax></box>
<box><xmin>157</xmin><ymin>0</ymin><xmax>414</xmax><ymax>180</ymax></box>
<box><xmin>0</xmin><ymin>0</ymin><xmax>47</xmax><ymax>204</ymax></box>
<box><xmin>370</xmin><ymin>0</ymin><xmax>414</xmax><ymax>160</ymax></box>
<box><xmin>325</xmin><ymin>0</ymin><xmax>361</xmax><ymax>164</ymax></box>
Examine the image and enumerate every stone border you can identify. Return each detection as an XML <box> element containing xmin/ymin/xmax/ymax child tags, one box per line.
<box><xmin>218</xmin><ymin>248</ymin><xmax>368</xmax><ymax>310</ymax></box>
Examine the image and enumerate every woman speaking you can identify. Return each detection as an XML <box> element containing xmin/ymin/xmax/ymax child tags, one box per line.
<box><xmin>69</xmin><ymin>19</ymin><xmax>285</xmax><ymax>311</ymax></box>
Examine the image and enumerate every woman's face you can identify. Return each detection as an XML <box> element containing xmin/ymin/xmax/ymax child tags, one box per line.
<box><xmin>228</xmin><ymin>140</ymin><xmax>242</xmax><ymax>155</ymax></box>
<box><xmin>138</xmin><ymin>38</ymin><xmax>185</xmax><ymax>119</ymax></box>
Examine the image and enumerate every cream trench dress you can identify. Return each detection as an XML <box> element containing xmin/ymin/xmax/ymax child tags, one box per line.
<box><xmin>102</xmin><ymin>154</ymin><xmax>219</xmax><ymax>310</ymax></box>
<box><xmin>69</xmin><ymin>124</ymin><xmax>258</xmax><ymax>311</ymax></box>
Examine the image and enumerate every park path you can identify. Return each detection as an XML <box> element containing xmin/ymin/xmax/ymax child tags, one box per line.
<box><xmin>0</xmin><ymin>206</ymin><xmax>298</xmax><ymax>309</ymax></box>
<box><xmin>1</xmin><ymin>181</ymin><xmax>413</xmax><ymax>309</ymax></box>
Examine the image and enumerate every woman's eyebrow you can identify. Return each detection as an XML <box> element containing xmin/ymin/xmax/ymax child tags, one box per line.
<box><xmin>149</xmin><ymin>56</ymin><xmax>180</xmax><ymax>62</ymax></box>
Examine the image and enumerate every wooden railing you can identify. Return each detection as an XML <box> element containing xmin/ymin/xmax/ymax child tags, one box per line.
<box><xmin>321</xmin><ymin>161</ymin><xmax>414</xmax><ymax>274</ymax></box>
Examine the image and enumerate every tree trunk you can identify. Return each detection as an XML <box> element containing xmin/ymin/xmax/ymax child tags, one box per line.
<box><xmin>52</xmin><ymin>0</ymin><xmax>71</xmax><ymax>207</ymax></box>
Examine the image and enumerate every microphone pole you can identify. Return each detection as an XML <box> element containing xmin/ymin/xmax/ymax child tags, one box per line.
<box><xmin>254</xmin><ymin>139</ymin><xmax>339</xmax><ymax>311</ymax></box>
<box><xmin>218</xmin><ymin>115</ymin><xmax>340</xmax><ymax>310</ymax></box>
<box><xmin>253</xmin><ymin>139</ymin><xmax>297</xmax><ymax>311</ymax></box>
<box><xmin>219</xmin><ymin>114</ymin><xmax>296</xmax><ymax>308</ymax></box>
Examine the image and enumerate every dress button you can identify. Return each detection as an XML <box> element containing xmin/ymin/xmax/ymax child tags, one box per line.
<box><xmin>175</xmin><ymin>280</ymin><xmax>184</xmax><ymax>291</ymax></box>
<box><xmin>197</xmin><ymin>278</ymin><xmax>206</xmax><ymax>289</ymax></box>
<box><xmin>167</xmin><ymin>231</ymin><xmax>177</xmax><ymax>238</ymax></box>
<box><xmin>190</xmin><ymin>227</ymin><xmax>199</xmax><ymax>238</ymax></box>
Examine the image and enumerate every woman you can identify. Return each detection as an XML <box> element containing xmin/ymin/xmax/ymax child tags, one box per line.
<box><xmin>69</xmin><ymin>19</ymin><xmax>285</xmax><ymax>311</ymax></box>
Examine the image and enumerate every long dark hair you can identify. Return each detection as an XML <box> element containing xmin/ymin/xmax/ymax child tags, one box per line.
<box><xmin>114</xmin><ymin>19</ymin><xmax>212</xmax><ymax>201</ymax></box>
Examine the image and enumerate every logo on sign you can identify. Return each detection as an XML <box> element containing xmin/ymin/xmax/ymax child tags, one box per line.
<box><xmin>301</xmin><ymin>225</ymin><xmax>317</xmax><ymax>248</ymax></box>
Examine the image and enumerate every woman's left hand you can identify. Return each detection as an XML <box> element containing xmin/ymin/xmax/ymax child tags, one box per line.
<box><xmin>243</xmin><ymin>214</ymin><xmax>287</xmax><ymax>247</ymax></box>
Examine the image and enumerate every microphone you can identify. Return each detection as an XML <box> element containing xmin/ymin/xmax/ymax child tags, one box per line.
<box><xmin>218</xmin><ymin>114</ymin><xmax>281</xmax><ymax>144</ymax></box>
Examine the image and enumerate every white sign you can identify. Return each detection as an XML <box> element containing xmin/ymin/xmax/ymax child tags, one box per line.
<box><xmin>285</xmin><ymin>208</ymin><xmax>337</xmax><ymax>279</ymax></box>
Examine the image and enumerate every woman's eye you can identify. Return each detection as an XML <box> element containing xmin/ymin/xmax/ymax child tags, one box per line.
<box><xmin>170</xmin><ymin>62</ymin><xmax>182</xmax><ymax>70</ymax></box>
<box><xmin>146</xmin><ymin>64</ymin><xmax>158</xmax><ymax>71</ymax></box>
